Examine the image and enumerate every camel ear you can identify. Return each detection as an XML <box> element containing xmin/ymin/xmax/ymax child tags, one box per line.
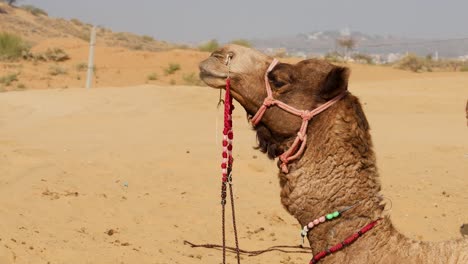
<box><xmin>319</xmin><ymin>66</ymin><xmax>349</xmax><ymax>100</ymax></box>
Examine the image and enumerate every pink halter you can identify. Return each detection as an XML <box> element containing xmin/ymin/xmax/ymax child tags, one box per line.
<box><xmin>250</xmin><ymin>59</ymin><xmax>348</xmax><ymax>173</ymax></box>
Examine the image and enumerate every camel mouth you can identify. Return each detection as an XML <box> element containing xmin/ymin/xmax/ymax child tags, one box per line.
<box><xmin>199</xmin><ymin>66</ymin><xmax>228</xmax><ymax>88</ymax></box>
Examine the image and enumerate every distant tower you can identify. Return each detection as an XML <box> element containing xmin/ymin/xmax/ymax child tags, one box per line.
<box><xmin>434</xmin><ymin>51</ymin><xmax>439</xmax><ymax>61</ymax></box>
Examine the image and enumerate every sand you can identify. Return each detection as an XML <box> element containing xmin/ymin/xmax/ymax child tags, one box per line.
<box><xmin>0</xmin><ymin>66</ymin><xmax>467</xmax><ymax>263</ymax></box>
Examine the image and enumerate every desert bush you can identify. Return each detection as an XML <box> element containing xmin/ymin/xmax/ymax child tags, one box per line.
<box><xmin>48</xmin><ymin>65</ymin><xmax>68</xmax><ymax>76</ymax></box>
<box><xmin>230</xmin><ymin>39</ymin><xmax>252</xmax><ymax>48</ymax></box>
<box><xmin>142</xmin><ymin>35</ymin><xmax>154</xmax><ymax>42</ymax></box>
<box><xmin>70</xmin><ymin>18</ymin><xmax>83</xmax><ymax>26</ymax></box>
<box><xmin>0</xmin><ymin>32</ymin><xmax>30</xmax><ymax>61</ymax></box>
<box><xmin>198</xmin><ymin>39</ymin><xmax>219</xmax><ymax>52</ymax></box>
<box><xmin>23</xmin><ymin>48</ymin><xmax>70</xmax><ymax>62</ymax></box>
<box><xmin>461</xmin><ymin>65</ymin><xmax>468</xmax><ymax>72</ymax></box>
<box><xmin>324</xmin><ymin>52</ymin><xmax>344</xmax><ymax>63</ymax></box>
<box><xmin>183</xmin><ymin>72</ymin><xmax>204</xmax><ymax>86</ymax></box>
<box><xmin>16</xmin><ymin>83</ymin><xmax>26</xmax><ymax>89</ymax></box>
<box><xmin>352</xmin><ymin>53</ymin><xmax>374</xmax><ymax>64</ymax></box>
<box><xmin>272</xmin><ymin>48</ymin><xmax>288</xmax><ymax>58</ymax></box>
<box><xmin>394</xmin><ymin>54</ymin><xmax>428</xmax><ymax>72</ymax></box>
<box><xmin>115</xmin><ymin>32</ymin><xmax>128</xmax><ymax>41</ymax></box>
<box><xmin>164</xmin><ymin>63</ymin><xmax>181</xmax><ymax>75</ymax></box>
<box><xmin>44</xmin><ymin>48</ymin><xmax>69</xmax><ymax>62</ymax></box>
<box><xmin>21</xmin><ymin>5</ymin><xmax>48</xmax><ymax>16</ymax></box>
<box><xmin>2</xmin><ymin>0</ymin><xmax>17</xmax><ymax>6</ymax></box>
<box><xmin>169</xmin><ymin>79</ymin><xmax>176</xmax><ymax>85</ymax></box>
<box><xmin>75</xmin><ymin>62</ymin><xmax>87</xmax><ymax>72</ymax></box>
<box><xmin>147</xmin><ymin>72</ymin><xmax>158</xmax><ymax>81</ymax></box>
<box><xmin>131</xmin><ymin>44</ymin><xmax>143</xmax><ymax>50</ymax></box>
<box><xmin>0</xmin><ymin>73</ymin><xmax>18</xmax><ymax>86</ymax></box>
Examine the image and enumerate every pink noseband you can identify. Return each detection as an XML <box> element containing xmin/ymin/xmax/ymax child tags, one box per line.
<box><xmin>250</xmin><ymin>59</ymin><xmax>348</xmax><ymax>173</ymax></box>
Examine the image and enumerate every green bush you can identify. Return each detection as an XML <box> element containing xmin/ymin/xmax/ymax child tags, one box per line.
<box><xmin>48</xmin><ymin>65</ymin><xmax>68</xmax><ymax>76</ymax></box>
<box><xmin>147</xmin><ymin>72</ymin><xmax>158</xmax><ymax>81</ymax></box>
<box><xmin>230</xmin><ymin>39</ymin><xmax>252</xmax><ymax>48</ymax></box>
<box><xmin>164</xmin><ymin>63</ymin><xmax>181</xmax><ymax>75</ymax></box>
<box><xmin>394</xmin><ymin>54</ymin><xmax>427</xmax><ymax>72</ymax></box>
<box><xmin>352</xmin><ymin>53</ymin><xmax>374</xmax><ymax>64</ymax></box>
<box><xmin>75</xmin><ymin>62</ymin><xmax>88</xmax><ymax>72</ymax></box>
<box><xmin>142</xmin><ymin>35</ymin><xmax>154</xmax><ymax>42</ymax></box>
<box><xmin>0</xmin><ymin>32</ymin><xmax>30</xmax><ymax>61</ymax></box>
<box><xmin>21</xmin><ymin>5</ymin><xmax>48</xmax><ymax>16</ymax></box>
<box><xmin>0</xmin><ymin>73</ymin><xmax>18</xmax><ymax>86</ymax></box>
<box><xmin>198</xmin><ymin>39</ymin><xmax>219</xmax><ymax>52</ymax></box>
<box><xmin>44</xmin><ymin>48</ymin><xmax>69</xmax><ymax>62</ymax></box>
<box><xmin>324</xmin><ymin>52</ymin><xmax>343</xmax><ymax>63</ymax></box>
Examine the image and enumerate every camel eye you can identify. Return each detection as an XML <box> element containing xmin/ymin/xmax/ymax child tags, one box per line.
<box><xmin>212</xmin><ymin>53</ymin><xmax>224</xmax><ymax>59</ymax></box>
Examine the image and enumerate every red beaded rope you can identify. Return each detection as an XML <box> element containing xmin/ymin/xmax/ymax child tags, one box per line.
<box><xmin>220</xmin><ymin>78</ymin><xmax>234</xmax><ymax>203</ymax></box>
<box><xmin>309</xmin><ymin>219</ymin><xmax>381</xmax><ymax>264</ymax></box>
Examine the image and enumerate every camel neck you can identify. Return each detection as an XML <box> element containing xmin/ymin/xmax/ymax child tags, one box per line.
<box><xmin>277</xmin><ymin>95</ymin><xmax>387</xmax><ymax>251</ymax></box>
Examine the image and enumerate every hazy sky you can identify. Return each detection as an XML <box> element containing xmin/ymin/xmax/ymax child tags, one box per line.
<box><xmin>22</xmin><ymin>0</ymin><xmax>468</xmax><ymax>43</ymax></box>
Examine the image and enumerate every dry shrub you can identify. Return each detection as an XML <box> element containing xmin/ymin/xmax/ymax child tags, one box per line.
<box><xmin>164</xmin><ymin>63</ymin><xmax>181</xmax><ymax>75</ymax></box>
<box><xmin>21</xmin><ymin>5</ymin><xmax>48</xmax><ymax>16</ymax></box>
<box><xmin>0</xmin><ymin>72</ymin><xmax>18</xmax><ymax>86</ymax></box>
<box><xmin>198</xmin><ymin>39</ymin><xmax>219</xmax><ymax>52</ymax></box>
<box><xmin>0</xmin><ymin>32</ymin><xmax>30</xmax><ymax>61</ymax></box>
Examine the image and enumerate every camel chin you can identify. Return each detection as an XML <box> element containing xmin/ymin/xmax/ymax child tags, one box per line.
<box><xmin>199</xmin><ymin>73</ymin><xmax>226</xmax><ymax>89</ymax></box>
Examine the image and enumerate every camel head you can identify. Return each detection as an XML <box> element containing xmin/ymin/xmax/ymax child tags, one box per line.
<box><xmin>199</xmin><ymin>44</ymin><xmax>350</xmax><ymax>157</ymax></box>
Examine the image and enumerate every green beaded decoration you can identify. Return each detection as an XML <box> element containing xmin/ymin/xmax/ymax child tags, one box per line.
<box><xmin>326</xmin><ymin>214</ymin><xmax>333</xmax><ymax>220</ymax></box>
<box><xmin>332</xmin><ymin>211</ymin><xmax>340</xmax><ymax>218</ymax></box>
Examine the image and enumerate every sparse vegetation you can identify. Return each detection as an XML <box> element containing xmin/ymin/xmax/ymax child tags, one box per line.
<box><xmin>44</xmin><ymin>48</ymin><xmax>69</xmax><ymax>62</ymax></box>
<box><xmin>324</xmin><ymin>52</ymin><xmax>343</xmax><ymax>63</ymax></box>
<box><xmin>164</xmin><ymin>63</ymin><xmax>181</xmax><ymax>75</ymax></box>
<box><xmin>393</xmin><ymin>54</ymin><xmax>468</xmax><ymax>72</ymax></box>
<box><xmin>0</xmin><ymin>32</ymin><xmax>30</xmax><ymax>61</ymax></box>
<box><xmin>147</xmin><ymin>72</ymin><xmax>158</xmax><ymax>81</ymax></box>
<box><xmin>70</xmin><ymin>18</ymin><xmax>83</xmax><ymax>26</ymax></box>
<box><xmin>336</xmin><ymin>37</ymin><xmax>356</xmax><ymax>58</ymax></box>
<box><xmin>272</xmin><ymin>48</ymin><xmax>288</xmax><ymax>58</ymax></box>
<box><xmin>21</xmin><ymin>5</ymin><xmax>48</xmax><ymax>16</ymax></box>
<box><xmin>352</xmin><ymin>53</ymin><xmax>374</xmax><ymax>64</ymax></box>
<box><xmin>2</xmin><ymin>0</ymin><xmax>18</xmax><ymax>6</ymax></box>
<box><xmin>48</xmin><ymin>65</ymin><xmax>68</xmax><ymax>76</ymax></box>
<box><xmin>198</xmin><ymin>39</ymin><xmax>219</xmax><ymax>52</ymax></box>
<box><xmin>115</xmin><ymin>32</ymin><xmax>128</xmax><ymax>41</ymax></box>
<box><xmin>394</xmin><ymin>54</ymin><xmax>428</xmax><ymax>72</ymax></box>
<box><xmin>169</xmin><ymin>79</ymin><xmax>176</xmax><ymax>85</ymax></box>
<box><xmin>75</xmin><ymin>62</ymin><xmax>88</xmax><ymax>72</ymax></box>
<box><xmin>0</xmin><ymin>73</ymin><xmax>18</xmax><ymax>86</ymax></box>
<box><xmin>142</xmin><ymin>35</ymin><xmax>154</xmax><ymax>42</ymax></box>
<box><xmin>16</xmin><ymin>83</ymin><xmax>26</xmax><ymax>89</ymax></box>
<box><xmin>230</xmin><ymin>39</ymin><xmax>252</xmax><ymax>48</ymax></box>
<box><xmin>22</xmin><ymin>48</ymin><xmax>70</xmax><ymax>62</ymax></box>
<box><xmin>183</xmin><ymin>72</ymin><xmax>204</xmax><ymax>86</ymax></box>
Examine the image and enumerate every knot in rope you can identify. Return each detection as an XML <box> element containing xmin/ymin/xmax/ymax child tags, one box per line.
<box><xmin>263</xmin><ymin>97</ymin><xmax>276</xmax><ymax>107</ymax></box>
<box><xmin>300</xmin><ymin>110</ymin><xmax>312</xmax><ymax>121</ymax></box>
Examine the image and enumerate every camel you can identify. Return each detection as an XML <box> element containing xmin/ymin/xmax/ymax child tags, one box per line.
<box><xmin>199</xmin><ymin>44</ymin><xmax>468</xmax><ymax>263</ymax></box>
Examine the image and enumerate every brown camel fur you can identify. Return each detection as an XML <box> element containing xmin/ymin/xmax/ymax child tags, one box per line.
<box><xmin>199</xmin><ymin>44</ymin><xmax>468</xmax><ymax>263</ymax></box>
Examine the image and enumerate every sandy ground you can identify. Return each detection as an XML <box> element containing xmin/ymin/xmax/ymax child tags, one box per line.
<box><xmin>0</xmin><ymin>68</ymin><xmax>467</xmax><ymax>263</ymax></box>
